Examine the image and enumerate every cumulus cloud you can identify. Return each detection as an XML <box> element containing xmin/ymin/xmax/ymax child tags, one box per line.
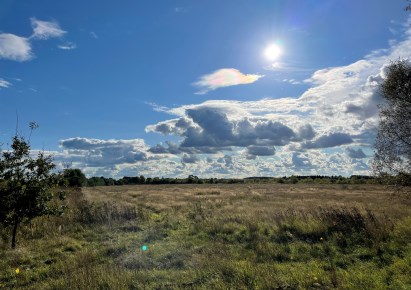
<box><xmin>59</xmin><ymin>137</ymin><xmax>152</xmax><ymax>167</ymax></box>
<box><xmin>217</xmin><ymin>155</ymin><xmax>234</xmax><ymax>168</ymax></box>
<box><xmin>292</xmin><ymin>152</ymin><xmax>314</xmax><ymax>169</ymax></box>
<box><xmin>144</xmin><ymin>26</ymin><xmax>411</xmax><ymax>175</ymax></box>
<box><xmin>297</xmin><ymin>124</ymin><xmax>316</xmax><ymax>140</ymax></box>
<box><xmin>148</xmin><ymin>106</ymin><xmax>297</xmax><ymax>154</ymax></box>
<box><xmin>0</xmin><ymin>18</ymin><xmax>68</xmax><ymax>62</ymax></box>
<box><xmin>181</xmin><ymin>154</ymin><xmax>199</xmax><ymax>163</ymax></box>
<box><xmin>193</xmin><ymin>68</ymin><xmax>263</xmax><ymax>94</ymax></box>
<box><xmin>0</xmin><ymin>79</ymin><xmax>12</xmax><ymax>88</ymax></box>
<box><xmin>246</xmin><ymin>145</ymin><xmax>276</xmax><ymax>159</ymax></box>
<box><xmin>44</xmin><ymin>18</ymin><xmax>411</xmax><ymax>178</ymax></box>
<box><xmin>0</xmin><ymin>34</ymin><xmax>32</xmax><ymax>61</ymax></box>
<box><xmin>145</xmin><ymin>118</ymin><xmax>192</xmax><ymax>135</ymax></box>
<box><xmin>346</xmin><ymin>147</ymin><xmax>367</xmax><ymax>159</ymax></box>
<box><xmin>30</xmin><ymin>18</ymin><xmax>66</xmax><ymax>39</ymax></box>
<box><xmin>300</xmin><ymin>133</ymin><xmax>353</xmax><ymax>150</ymax></box>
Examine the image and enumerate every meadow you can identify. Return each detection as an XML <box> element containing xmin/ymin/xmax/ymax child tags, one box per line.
<box><xmin>1</xmin><ymin>183</ymin><xmax>411</xmax><ymax>289</ymax></box>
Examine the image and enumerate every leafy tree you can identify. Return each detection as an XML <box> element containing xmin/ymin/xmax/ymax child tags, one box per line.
<box><xmin>87</xmin><ymin>176</ymin><xmax>106</xmax><ymax>187</ymax></box>
<box><xmin>373</xmin><ymin>59</ymin><xmax>411</xmax><ymax>191</ymax></box>
<box><xmin>62</xmin><ymin>168</ymin><xmax>87</xmax><ymax>187</ymax></box>
<box><xmin>0</xmin><ymin>128</ymin><xmax>64</xmax><ymax>248</ymax></box>
<box><xmin>139</xmin><ymin>175</ymin><xmax>145</xmax><ymax>184</ymax></box>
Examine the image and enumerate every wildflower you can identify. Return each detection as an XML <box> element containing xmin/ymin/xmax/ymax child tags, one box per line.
<box><xmin>15</xmin><ymin>268</ymin><xmax>20</xmax><ymax>274</ymax></box>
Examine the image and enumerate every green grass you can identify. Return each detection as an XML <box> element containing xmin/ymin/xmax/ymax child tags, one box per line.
<box><xmin>0</xmin><ymin>185</ymin><xmax>410</xmax><ymax>289</ymax></box>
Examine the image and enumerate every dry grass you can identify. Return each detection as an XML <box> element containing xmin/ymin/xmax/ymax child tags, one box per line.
<box><xmin>1</xmin><ymin>184</ymin><xmax>410</xmax><ymax>289</ymax></box>
<box><xmin>82</xmin><ymin>184</ymin><xmax>410</xmax><ymax>218</ymax></box>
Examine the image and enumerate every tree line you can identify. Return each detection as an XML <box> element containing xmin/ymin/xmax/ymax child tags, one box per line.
<box><xmin>61</xmin><ymin>168</ymin><xmax>377</xmax><ymax>187</ymax></box>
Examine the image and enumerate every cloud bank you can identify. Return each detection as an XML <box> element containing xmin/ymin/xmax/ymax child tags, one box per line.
<box><xmin>45</xmin><ymin>18</ymin><xmax>411</xmax><ymax>178</ymax></box>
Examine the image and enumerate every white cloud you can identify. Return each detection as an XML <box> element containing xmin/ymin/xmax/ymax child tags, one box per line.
<box><xmin>32</xmin><ymin>18</ymin><xmax>411</xmax><ymax>178</ymax></box>
<box><xmin>346</xmin><ymin>147</ymin><xmax>367</xmax><ymax>159</ymax></box>
<box><xmin>181</xmin><ymin>154</ymin><xmax>199</xmax><ymax>164</ymax></box>
<box><xmin>0</xmin><ymin>18</ymin><xmax>68</xmax><ymax>62</ymax></box>
<box><xmin>193</xmin><ymin>68</ymin><xmax>264</xmax><ymax>94</ymax></box>
<box><xmin>58</xmin><ymin>42</ymin><xmax>76</xmax><ymax>50</ymax></box>
<box><xmin>0</xmin><ymin>33</ymin><xmax>32</xmax><ymax>61</ymax></box>
<box><xmin>58</xmin><ymin>137</ymin><xmax>156</xmax><ymax>168</ymax></box>
<box><xmin>30</xmin><ymin>18</ymin><xmax>66</xmax><ymax>40</ymax></box>
<box><xmin>0</xmin><ymin>79</ymin><xmax>12</xmax><ymax>88</ymax></box>
<box><xmin>140</xmin><ymin>20</ymin><xmax>411</xmax><ymax>177</ymax></box>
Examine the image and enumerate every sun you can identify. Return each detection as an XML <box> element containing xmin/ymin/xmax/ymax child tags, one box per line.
<box><xmin>264</xmin><ymin>43</ymin><xmax>282</xmax><ymax>61</ymax></box>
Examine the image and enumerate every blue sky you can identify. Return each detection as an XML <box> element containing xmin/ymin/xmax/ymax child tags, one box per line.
<box><xmin>1</xmin><ymin>0</ymin><xmax>411</xmax><ymax>178</ymax></box>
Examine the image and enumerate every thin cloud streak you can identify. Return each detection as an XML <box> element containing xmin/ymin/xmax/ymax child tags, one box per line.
<box><xmin>30</xmin><ymin>18</ymin><xmax>66</xmax><ymax>40</ymax></box>
<box><xmin>58</xmin><ymin>42</ymin><xmax>77</xmax><ymax>50</ymax></box>
<box><xmin>0</xmin><ymin>79</ymin><xmax>12</xmax><ymax>88</ymax></box>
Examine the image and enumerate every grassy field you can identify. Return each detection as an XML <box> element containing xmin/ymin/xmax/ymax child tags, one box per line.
<box><xmin>1</xmin><ymin>184</ymin><xmax>411</xmax><ymax>289</ymax></box>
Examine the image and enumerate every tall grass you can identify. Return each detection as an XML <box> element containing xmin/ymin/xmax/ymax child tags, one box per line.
<box><xmin>0</xmin><ymin>185</ymin><xmax>410</xmax><ymax>289</ymax></box>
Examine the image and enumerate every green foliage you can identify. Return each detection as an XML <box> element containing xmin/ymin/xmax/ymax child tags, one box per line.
<box><xmin>86</xmin><ymin>174</ymin><xmax>376</xmax><ymax>186</ymax></box>
<box><xmin>374</xmin><ymin>59</ymin><xmax>411</xmax><ymax>192</ymax></box>
<box><xmin>62</xmin><ymin>168</ymin><xmax>87</xmax><ymax>187</ymax></box>
<box><xmin>0</xmin><ymin>132</ymin><xmax>64</xmax><ymax>248</ymax></box>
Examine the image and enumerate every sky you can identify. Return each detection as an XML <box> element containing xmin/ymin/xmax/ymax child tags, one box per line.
<box><xmin>1</xmin><ymin>0</ymin><xmax>411</xmax><ymax>178</ymax></box>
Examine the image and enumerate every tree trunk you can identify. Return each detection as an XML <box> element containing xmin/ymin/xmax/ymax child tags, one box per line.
<box><xmin>11</xmin><ymin>217</ymin><xmax>19</xmax><ymax>249</ymax></box>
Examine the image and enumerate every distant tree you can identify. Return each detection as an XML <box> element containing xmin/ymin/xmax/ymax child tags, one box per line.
<box><xmin>104</xmin><ymin>177</ymin><xmax>116</xmax><ymax>186</ymax></box>
<box><xmin>62</xmin><ymin>168</ymin><xmax>87</xmax><ymax>187</ymax></box>
<box><xmin>187</xmin><ymin>175</ymin><xmax>199</xmax><ymax>184</ymax></box>
<box><xmin>139</xmin><ymin>175</ymin><xmax>145</xmax><ymax>184</ymax></box>
<box><xmin>373</xmin><ymin>59</ymin><xmax>411</xmax><ymax>192</ymax></box>
<box><xmin>87</xmin><ymin>176</ymin><xmax>105</xmax><ymax>187</ymax></box>
<box><xmin>0</xmin><ymin>126</ymin><xmax>64</xmax><ymax>248</ymax></box>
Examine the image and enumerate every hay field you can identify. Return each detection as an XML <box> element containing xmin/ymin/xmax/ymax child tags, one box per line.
<box><xmin>83</xmin><ymin>183</ymin><xmax>410</xmax><ymax>218</ymax></box>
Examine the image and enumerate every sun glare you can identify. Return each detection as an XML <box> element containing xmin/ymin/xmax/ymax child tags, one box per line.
<box><xmin>264</xmin><ymin>43</ymin><xmax>282</xmax><ymax>61</ymax></box>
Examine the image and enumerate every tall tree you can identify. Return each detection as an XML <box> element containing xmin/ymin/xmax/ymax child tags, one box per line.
<box><xmin>62</xmin><ymin>168</ymin><xmax>87</xmax><ymax>187</ymax></box>
<box><xmin>0</xmin><ymin>125</ymin><xmax>64</xmax><ymax>248</ymax></box>
<box><xmin>373</xmin><ymin>60</ymin><xmax>411</xmax><ymax>191</ymax></box>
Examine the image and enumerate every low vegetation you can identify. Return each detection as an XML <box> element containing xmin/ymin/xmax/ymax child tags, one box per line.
<box><xmin>1</xmin><ymin>184</ymin><xmax>410</xmax><ymax>289</ymax></box>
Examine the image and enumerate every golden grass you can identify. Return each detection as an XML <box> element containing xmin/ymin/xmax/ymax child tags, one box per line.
<box><xmin>82</xmin><ymin>184</ymin><xmax>410</xmax><ymax>218</ymax></box>
<box><xmin>1</xmin><ymin>184</ymin><xmax>410</xmax><ymax>289</ymax></box>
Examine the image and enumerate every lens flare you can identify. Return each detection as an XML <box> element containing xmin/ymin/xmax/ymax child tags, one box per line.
<box><xmin>264</xmin><ymin>44</ymin><xmax>282</xmax><ymax>61</ymax></box>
